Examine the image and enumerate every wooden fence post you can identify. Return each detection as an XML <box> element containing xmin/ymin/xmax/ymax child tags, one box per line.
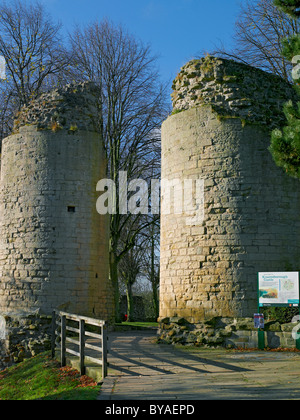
<box><xmin>51</xmin><ymin>310</ymin><xmax>56</xmax><ymax>359</ymax></box>
<box><xmin>79</xmin><ymin>319</ymin><xmax>85</xmax><ymax>376</ymax></box>
<box><xmin>51</xmin><ymin>310</ymin><xmax>108</xmax><ymax>379</ymax></box>
<box><xmin>61</xmin><ymin>315</ymin><xmax>66</xmax><ymax>367</ymax></box>
<box><xmin>101</xmin><ymin>321</ymin><xmax>108</xmax><ymax>379</ymax></box>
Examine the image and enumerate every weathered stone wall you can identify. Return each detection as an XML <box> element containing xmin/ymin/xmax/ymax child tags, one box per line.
<box><xmin>171</xmin><ymin>55</ymin><xmax>297</xmax><ymax>129</ymax></box>
<box><xmin>0</xmin><ymin>314</ymin><xmax>52</xmax><ymax>369</ymax></box>
<box><xmin>160</xmin><ymin>56</ymin><xmax>300</xmax><ymax>324</ymax></box>
<box><xmin>13</xmin><ymin>81</ymin><xmax>100</xmax><ymax>133</ymax></box>
<box><xmin>0</xmin><ymin>82</ymin><xmax>114</xmax><ymax>326</ymax></box>
<box><xmin>158</xmin><ymin>317</ymin><xmax>299</xmax><ymax>349</ymax></box>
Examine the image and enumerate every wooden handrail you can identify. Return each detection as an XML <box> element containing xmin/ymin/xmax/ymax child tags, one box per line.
<box><xmin>51</xmin><ymin>310</ymin><xmax>108</xmax><ymax>379</ymax></box>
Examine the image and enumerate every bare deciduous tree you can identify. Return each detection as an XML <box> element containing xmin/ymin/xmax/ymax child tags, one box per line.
<box><xmin>141</xmin><ymin>219</ymin><xmax>160</xmax><ymax>320</ymax></box>
<box><xmin>118</xmin><ymin>216</ymin><xmax>160</xmax><ymax>321</ymax></box>
<box><xmin>69</xmin><ymin>20</ymin><xmax>169</xmax><ymax>321</ymax></box>
<box><xmin>118</xmin><ymin>243</ymin><xmax>144</xmax><ymax>322</ymax></box>
<box><xmin>211</xmin><ymin>0</ymin><xmax>299</xmax><ymax>82</ymax></box>
<box><xmin>0</xmin><ymin>0</ymin><xmax>69</xmax><ymax>140</ymax></box>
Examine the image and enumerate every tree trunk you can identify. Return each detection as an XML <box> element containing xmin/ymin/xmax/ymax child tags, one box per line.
<box><xmin>126</xmin><ymin>282</ymin><xmax>134</xmax><ymax>322</ymax></box>
<box><xmin>109</xmin><ymin>250</ymin><xmax>121</xmax><ymax>323</ymax></box>
<box><xmin>152</xmin><ymin>283</ymin><xmax>159</xmax><ymax>320</ymax></box>
<box><xmin>150</xmin><ymin>235</ymin><xmax>159</xmax><ymax>320</ymax></box>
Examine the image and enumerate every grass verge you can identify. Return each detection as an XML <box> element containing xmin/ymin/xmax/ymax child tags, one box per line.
<box><xmin>114</xmin><ymin>321</ymin><xmax>158</xmax><ymax>329</ymax></box>
<box><xmin>0</xmin><ymin>351</ymin><xmax>100</xmax><ymax>400</ymax></box>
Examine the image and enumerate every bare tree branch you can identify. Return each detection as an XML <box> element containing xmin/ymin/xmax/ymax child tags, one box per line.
<box><xmin>0</xmin><ymin>0</ymin><xmax>70</xmax><ymax>141</ymax></box>
<box><xmin>210</xmin><ymin>0</ymin><xmax>299</xmax><ymax>82</ymax></box>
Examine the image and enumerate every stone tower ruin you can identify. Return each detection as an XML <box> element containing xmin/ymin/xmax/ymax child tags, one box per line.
<box><xmin>0</xmin><ymin>82</ymin><xmax>114</xmax><ymax>360</ymax></box>
<box><xmin>159</xmin><ymin>56</ymin><xmax>300</xmax><ymax>324</ymax></box>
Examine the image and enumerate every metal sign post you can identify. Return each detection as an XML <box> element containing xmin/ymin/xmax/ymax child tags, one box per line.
<box><xmin>256</xmin><ymin>280</ymin><xmax>265</xmax><ymax>350</ymax></box>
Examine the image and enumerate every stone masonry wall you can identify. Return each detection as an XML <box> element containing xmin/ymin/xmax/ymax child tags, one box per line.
<box><xmin>13</xmin><ymin>81</ymin><xmax>100</xmax><ymax>134</ymax></box>
<box><xmin>171</xmin><ymin>55</ymin><xmax>297</xmax><ymax>129</ymax></box>
<box><xmin>160</xmin><ymin>57</ymin><xmax>300</xmax><ymax>324</ymax></box>
<box><xmin>0</xmin><ymin>82</ymin><xmax>114</xmax><ymax>361</ymax></box>
<box><xmin>158</xmin><ymin>317</ymin><xmax>299</xmax><ymax>350</ymax></box>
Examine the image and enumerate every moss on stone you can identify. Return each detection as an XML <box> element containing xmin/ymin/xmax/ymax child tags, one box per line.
<box><xmin>171</xmin><ymin>55</ymin><xmax>297</xmax><ymax>130</ymax></box>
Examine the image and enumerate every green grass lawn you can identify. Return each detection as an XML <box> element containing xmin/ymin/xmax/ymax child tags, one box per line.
<box><xmin>0</xmin><ymin>352</ymin><xmax>100</xmax><ymax>400</ymax></box>
<box><xmin>115</xmin><ymin>321</ymin><xmax>158</xmax><ymax>328</ymax></box>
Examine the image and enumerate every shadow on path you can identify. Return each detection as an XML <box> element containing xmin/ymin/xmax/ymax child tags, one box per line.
<box><xmin>107</xmin><ymin>331</ymin><xmax>252</xmax><ymax>377</ymax></box>
<box><xmin>98</xmin><ymin>331</ymin><xmax>300</xmax><ymax>400</ymax></box>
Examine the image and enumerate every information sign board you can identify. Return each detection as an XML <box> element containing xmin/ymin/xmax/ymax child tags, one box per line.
<box><xmin>258</xmin><ymin>272</ymin><xmax>299</xmax><ymax>307</ymax></box>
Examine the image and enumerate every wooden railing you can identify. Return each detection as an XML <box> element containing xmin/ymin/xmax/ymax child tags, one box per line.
<box><xmin>51</xmin><ymin>310</ymin><xmax>108</xmax><ymax>379</ymax></box>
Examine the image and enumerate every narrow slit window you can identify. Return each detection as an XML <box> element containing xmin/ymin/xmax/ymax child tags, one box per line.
<box><xmin>67</xmin><ymin>206</ymin><xmax>76</xmax><ymax>213</ymax></box>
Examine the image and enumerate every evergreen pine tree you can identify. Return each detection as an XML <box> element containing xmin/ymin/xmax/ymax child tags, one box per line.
<box><xmin>270</xmin><ymin>101</ymin><xmax>300</xmax><ymax>177</ymax></box>
<box><xmin>269</xmin><ymin>0</ymin><xmax>300</xmax><ymax>178</ymax></box>
<box><xmin>273</xmin><ymin>0</ymin><xmax>300</xmax><ymax>18</ymax></box>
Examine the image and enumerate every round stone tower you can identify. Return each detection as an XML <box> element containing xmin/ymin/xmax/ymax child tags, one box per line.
<box><xmin>160</xmin><ymin>56</ymin><xmax>300</xmax><ymax>323</ymax></box>
<box><xmin>0</xmin><ymin>82</ymin><xmax>114</xmax><ymax>326</ymax></box>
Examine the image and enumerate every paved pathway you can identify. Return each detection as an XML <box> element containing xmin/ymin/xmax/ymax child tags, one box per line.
<box><xmin>97</xmin><ymin>330</ymin><xmax>300</xmax><ymax>400</ymax></box>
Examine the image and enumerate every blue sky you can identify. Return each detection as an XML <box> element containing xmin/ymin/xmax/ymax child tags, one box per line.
<box><xmin>31</xmin><ymin>0</ymin><xmax>241</xmax><ymax>85</ymax></box>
